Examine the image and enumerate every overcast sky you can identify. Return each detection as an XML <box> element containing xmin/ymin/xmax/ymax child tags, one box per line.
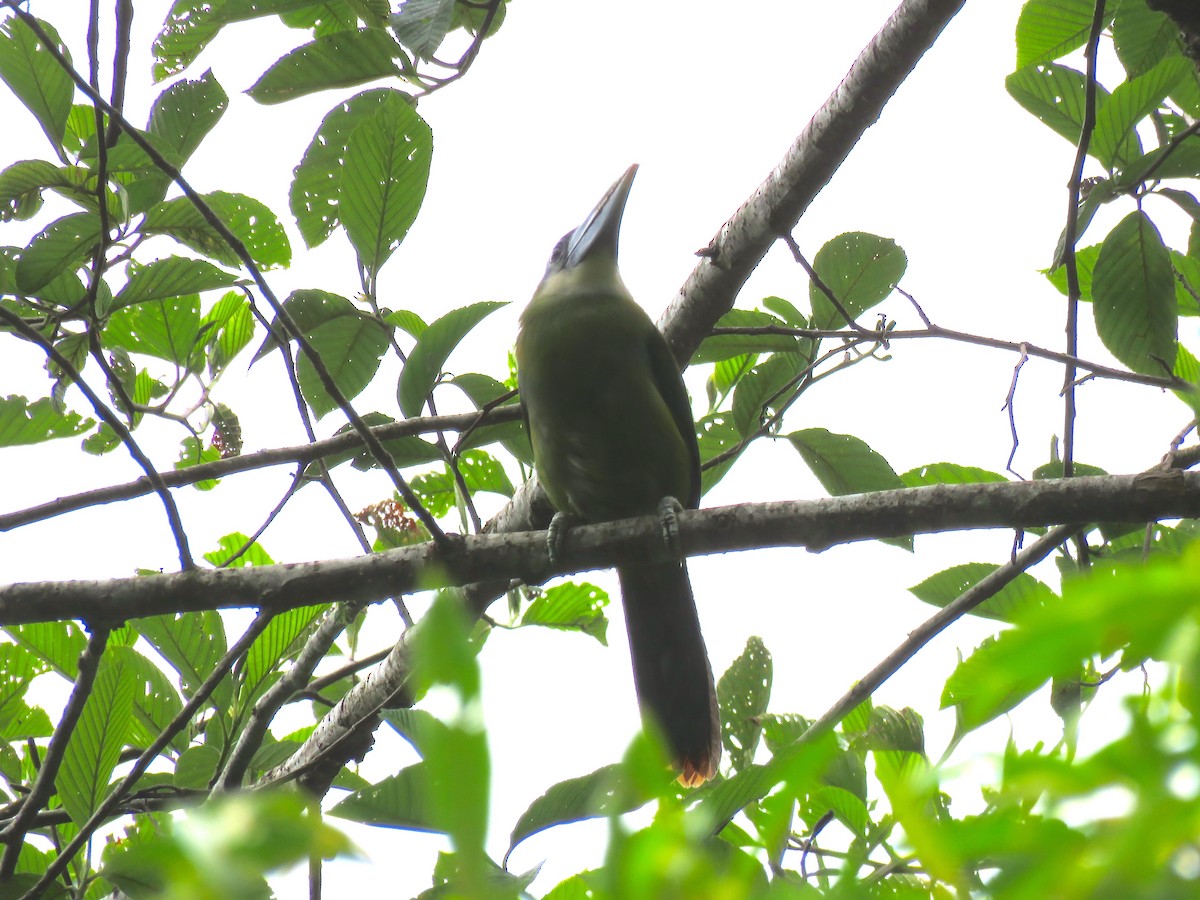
<box><xmin>2</xmin><ymin>1</ymin><xmax>1193</xmax><ymax>895</ymax></box>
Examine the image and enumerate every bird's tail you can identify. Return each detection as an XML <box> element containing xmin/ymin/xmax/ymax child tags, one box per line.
<box><xmin>618</xmin><ymin>560</ymin><xmax>720</xmax><ymax>786</ymax></box>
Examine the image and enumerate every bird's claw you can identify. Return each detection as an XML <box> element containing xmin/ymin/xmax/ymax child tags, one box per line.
<box><xmin>546</xmin><ymin>511</ymin><xmax>578</xmax><ymax>568</ymax></box>
<box><xmin>658</xmin><ymin>496</ymin><xmax>685</xmax><ymax>556</ymax></box>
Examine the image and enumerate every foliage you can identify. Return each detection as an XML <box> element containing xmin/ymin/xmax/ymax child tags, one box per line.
<box><xmin>0</xmin><ymin>0</ymin><xmax>1199</xmax><ymax>898</ymax></box>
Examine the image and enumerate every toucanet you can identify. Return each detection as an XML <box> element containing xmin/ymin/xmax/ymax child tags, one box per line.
<box><xmin>515</xmin><ymin>165</ymin><xmax>721</xmax><ymax>786</ymax></box>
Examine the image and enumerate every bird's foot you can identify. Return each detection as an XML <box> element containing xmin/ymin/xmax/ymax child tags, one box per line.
<box><xmin>657</xmin><ymin>496</ymin><xmax>685</xmax><ymax>557</ymax></box>
<box><xmin>546</xmin><ymin>511</ymin><xmax>580</xmax><ymax>568</ymax></box>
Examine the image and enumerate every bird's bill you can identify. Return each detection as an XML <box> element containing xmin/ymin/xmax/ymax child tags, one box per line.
<box><xmin>564</xmin><ymin>164</ymin><xmax>639</xmax><ymax>268</ymax></box>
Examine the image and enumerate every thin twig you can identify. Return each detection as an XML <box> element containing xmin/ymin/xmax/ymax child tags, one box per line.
<box><xmin>794</xmin><ymin>524</ymin><xmax>1078</xmax><ymax>745</ymax></box>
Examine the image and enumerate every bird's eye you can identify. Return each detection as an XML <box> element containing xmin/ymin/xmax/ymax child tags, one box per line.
<box><xmin>545</xmin><ymin>233</ymin><xmax>570</xmax><ymax>273</ymax></box>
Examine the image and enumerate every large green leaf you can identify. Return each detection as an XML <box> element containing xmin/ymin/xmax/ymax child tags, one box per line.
<box><xmin>246</xmin><ymin>28</ymin><xmax>406</xmax><ymax>104</ymax></box>
<box><xmin>901</xmin><ymin>462</ymin><xmax>1007</xmax><ymax>487</ymax></box>
<box><xmin>4</xmin><ymin>621</ymin><xmax>87</xmax><ymax>677</ymax></box>
<box><xmin>293</xmin><ymin>92</ymin><xmax>396</xmax><ymax>248</ymax></box>
<box><xmin>113</xmin><ymin>257</ymin><xmax>239</xmax><ymax>308</ymax></box>
<box><xmin>142</xmin><ymin>191</ymin><xmax>290</xmax><ymax>269</ymax></box>
<box><xmin>390</xmin><ymin>0</ymin><xmax>455</xmax><ymax>61</ymax></box>
<box><xmin>1092</xmin><ymin>57</ymin><xmax>1190</xmax><ymax>169</ymax></box>
<box><xmin>329</xmin><ymin>762</ymin><xmax>442</xmax><ymax>831</ymax></box>
<box><xmin>0</xmin><ymin>395</ymin><xmax>92</xmax><ymax>446</ymax></box>
<box><xmin>910</xmin><ymin>564</ymin><xmax>1057</xmax><ymax>623</ymax></box>
<box><xmin>297</xmin><ymin>314</ymin><xmax>392</xmax><ymax>418</ymax></box>
<box><xmin>341</xmin><ymin>91</ymin><xmax>432</xmax><ymax>275</ymax></box>
<box><xmin>788</xmin><ymin>427</ymin><xmax>910</xmax><ymax>550</ymax></box>
<box><xmin>0</xmin><ymin>17</ymin><xmax>73</xmax><ymax>149</ymax></box>
<box><xmin>251</xmin><ymin>288</ymin><xmax>358</xmax><ymax>363</ymax></box>
<box><xmin>14</xmin><ymin>212</ymin><xmax>102</xmax><ymax>293</ymax></box>
<box><xmin>0</xmin><ymin>159</ymin><xmax>61</xmax><ymax>222</ymax></box>
<box><xmin>1014</xmin><ymin>0</ymin><xmax>1100</xmax><ymax>69</ymax></box>
<box><xmin>133</xmin><ymin>610</ymin><xmax>229</xmax><ymax>700</ymax></box>
<box><xmin>717</xmin><ymin>636</ymin><xmax>772</xmax><ymax>773</ymax></box>
<box><xmin>104</xmin><ymin>295</ymin><xmax>204</xmax><ymax>367</ymax></box>
<box><xmin>240</xmin><ymin>604</ymin><xmax>327</xmax><ymax>704</ymax></box>
<box><xmin>57</xmin><ymin>646</ymin><xmax>139</xmax><ymax>828</ymax></box>
<box><xmin>787</xmin><ymin>427</ymin><xmax>905</xmax><ymax>496</ymax></box>
<box><xmin>808</xmin><ymin>232</ymin><xmax>906</xmax><ymax>330</ymax></box>
<box><xmin>1007</xmin><ymin>62</ymin><xmax>1104</xmax><ymax>149</ymax></box>
<box><xmin>506</xmin><ymin>764</ymin><xmax>638</xmax><ymax>857</ymax></box>
<box><xmin>147</xmin><ymin>68</ymin><xmax>229</xmax><ymax>162</ymax></box>
<box><xmin>1091</xmin><ymin>210</ymin><xmax>1176</xmax><ymax>374</ymax></box>
<box><xmin>1113</xmin><ymin>0</ymin><xmax>1180</xmax><ymax>77</ymax></box>
<box><xmin>692</xmin><ymin>309</ymin><xmax>799</xmax><ymax>364</ymax></box>
<box><xmin>397</xmin><ymin>301</ymin><xmax>506</xmax><ymax>417</ymax></box>
<box><xmin>519</xmin><ymin>581</ymin><xmax>610</xmax><ymax>645</ymax></box>
<box><xmin>153</xmin><ymin>0</ymin><xmax>316</xmax><ymax>81</ymax></box>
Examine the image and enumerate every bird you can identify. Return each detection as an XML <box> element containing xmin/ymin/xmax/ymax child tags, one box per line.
<box><xmin>514</xmin><ymin>165</ymin><xmax>721</xmax><ymax>786</ymax></box>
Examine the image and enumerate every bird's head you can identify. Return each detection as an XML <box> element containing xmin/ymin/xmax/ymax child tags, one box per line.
<box><xmin>534</xmin><ymin>164</ymin><xmax>638</xmax><ymax>300</ymax></box>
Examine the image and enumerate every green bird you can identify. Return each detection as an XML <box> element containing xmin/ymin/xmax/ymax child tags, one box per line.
<box><xmin>515</xmin><ymin>165</ymin><xmax>720</xmax><ymax>786</ymax></box>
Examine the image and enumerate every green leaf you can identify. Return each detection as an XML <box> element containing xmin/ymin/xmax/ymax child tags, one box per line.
<box><xmin>1093</xmin><ymin>57</ymin><xmax>1190</xmax><ymax>169</ymax></box>
<box><xmin>398</xmin><ymin>301</ymin><xmax>506</xmax><ymax>417</ymax></box>
<box><xmin>789</xmin><ymin>428</ymin><xmax>909</xmax><ymax>550</ymax></box>
<box><xmin>717</xmin><ymin>636</ymin><xmax>772</xmax><ymax>773</ymax></box>
<box><xmin>240</xmin><ymin>604</ymin><xmax>326</xmax><ymax>703</ymax></box>
<box><xmin>507</xmin><ymin>764</ymin><xmax>638</xmax><ymax>856</ymax></box>
<box><xmin>901</xmin><ymin>463</ymin><xmax>1007</xmax><ymax>487</ymax></box>
<box><xmin>134</xmin><ymin>611</ymin><xmax>229</xmax><ymax>701</ymax></box>
<box><xmin>203</xmin><ymin>291</ymin><xmax>256</xmax><ymax>372</ymax></box>
<box><xmin>1006</xmin><ymin>62</ymin><xmax>1102</xmax><ymax>149</ymax></box>
<box><xmin>0</xmin><ymin>159</ymin><xmax>60</xmax><ymax>222</ymax></box>
<box><xmin>411</xmin><ymin>449</ymin><xmax>514</xmax><ymax>516</ymax></box>
<box><xmin>390</xmin><ymin>0</ymin><xmax>455</xmax><ymax>61</ymax></box>
<box><xmin>114</xmin><ymin>257</ymin><xmax>239</xmax><ymax>308</ymax></box>
<box><xmin>246</xmin><ymin>28</ymin><xmax>406</xmax><ymax>104</ymax></box>
<box><xmin>251</xmin><ymin>288</ymin><xmax>357</xmax><ymax>363</ymax></box>
<box><xmin>520</xmin><ymin>582</ymin><xmax>610</xmax><ymax>645</ymax></box>
<box><xmin>809</xmin><ymin>232</ymin><xmax>906</xmax><ymax>329</ymax></box>
<box><xmin>1014</xmin><ymin>0</ymin><xmax>1100</xmax><ymax>68</ymax></box>
<box><xmin>1092</xmin><ymin>210</ymin><xmax>1176</xmax><ymax>374</ymax></box>
<box><xmin>760</xmin><ymin>713</ymin><xmax>811</xmax><ymax>753</ymax></box>
<box><xmin>0</xmin><ymin>17</ymin><xmax>73</xmax><ymax>149</ymax></box>
<box><xmin>57</xmin><ymin>646</ymin><xmax>138</xmax><ymax>827</ymax></box>
<box><xmin>731</xmin><ymin>353</ymin><xmax>806</xmax><ymax>439</ymax></box>
<box><xmin>696</xmin><ymin>412</ymin><xmax>740</xmax><ymax>495</ymax></box>
<box><xmin>1113</xmin><ymin>0</ymin><xmax>1180</xmax><ymax>77</ymax></box>
<box><xmin>341</xmin><ymin>91</ymin><xmax>432</xmax><ymax>275</ymax></box>
<box><xmin>124</xmin><ymin>651</ymin><xmax>186</xmax><ymax>753</ymax></box>
<box><xmin>203</xmin><ymin>532</ymin><xmax>275</xmax><ymax>568</ymax></box>
<box><xmin>0</xmin><ymin>395</ymin><xmax>91</xmax><ymax>446</ymax></box>
<box><xmin>329</xmin><ymin>762</ymin><xmax>442</xmax><ymax>831</ymax></box>
<box><xmin>380</xmin><ymin>707</ymin><xmax>453</xmax><ymax>759</ymax></box>
<box><xmin>292</xmin><ymin>91</ymin><xmax>401</xmax><ymax>248</ymax></box>
<box><xmin>1044</xmin><ymin>242</ymin><xmax>1101</xmax><ymax>299</ymax></box>
<box><xmin>14</xmin><ymin>212</ymin><xmax>102</xmax><ymax>293</ymax></box>
<box><xmin>692</xmin><ymin>309</ymin><xmax>798</xmax><ymax>364</ymax></box>
<box><xmin>142</xmin><ymin>191</ymin><xmax>290</xmax><ymax>269</ymax></box>
<box><xmin>788</xmin><ymin>427</ymin><xmax>905</xmax><ymax>496</ymax></box>
<box><xmin>910</xmin><ymin>564</ymin><xmax>1057</xmax><ymax>623</ymax></box>
<box><xmin>104</xmin><ymin>296</ymin><xmax>203</xmax><ymax>368</ymax></box>
<box><xmin>153</xmin><ymin>0</ymin><xmax>317</xmax><ymax>81</ymax></box>
<box><xmin>148</xmin><ymin>68</ymin><xmax>228</xmax><ymax>162</ymax></box>
<box><xmin>297</xmin><ymin>314</ymin><xmax>392</xmax><ymax>418</ymax></box>
<box><xmin>1172</xmin><ymin>343</ymin><xmax>1200</xmax><ymax>415</ymax></box>
<box><xmin>4</xmin><ymin>621</ymin><xmax>86</xmax><ymax>677</ymax></box>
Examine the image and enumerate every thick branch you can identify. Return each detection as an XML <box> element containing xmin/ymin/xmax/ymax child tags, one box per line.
<box><xmin>2</xmin><ymin>472</ymin><xmax>1196</xmax><ymax>627</ymax></box>
<box><xmin>659</xmin><ymin>0</ymin><xmax>967</xmax><ymax>362</ymax></box>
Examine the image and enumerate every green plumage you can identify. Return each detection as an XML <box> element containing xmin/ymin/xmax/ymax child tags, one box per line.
<box><xmin>515</xmin><ymin>167</ymin><xmax>720</xmax><ymax>785</ymax></box>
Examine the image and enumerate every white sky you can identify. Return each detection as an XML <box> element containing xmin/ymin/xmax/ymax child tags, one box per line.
<box><xmin>1</xmin><ymin>1</ymin><xmax>1194</xmax><ymax>896</ymax></box>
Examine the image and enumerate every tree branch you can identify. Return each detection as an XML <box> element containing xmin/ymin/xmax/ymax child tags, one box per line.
<box><xmin>2</xmin><ymin>472</ymin><xmax>1196</xmax><ymax>627</ymax></box>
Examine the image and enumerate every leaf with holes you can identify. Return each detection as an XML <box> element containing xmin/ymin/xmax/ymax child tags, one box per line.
<box><xmin>717</xmin><ymin>637</ymin><xmax>772</xmax><ymax>772</ymax></box>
